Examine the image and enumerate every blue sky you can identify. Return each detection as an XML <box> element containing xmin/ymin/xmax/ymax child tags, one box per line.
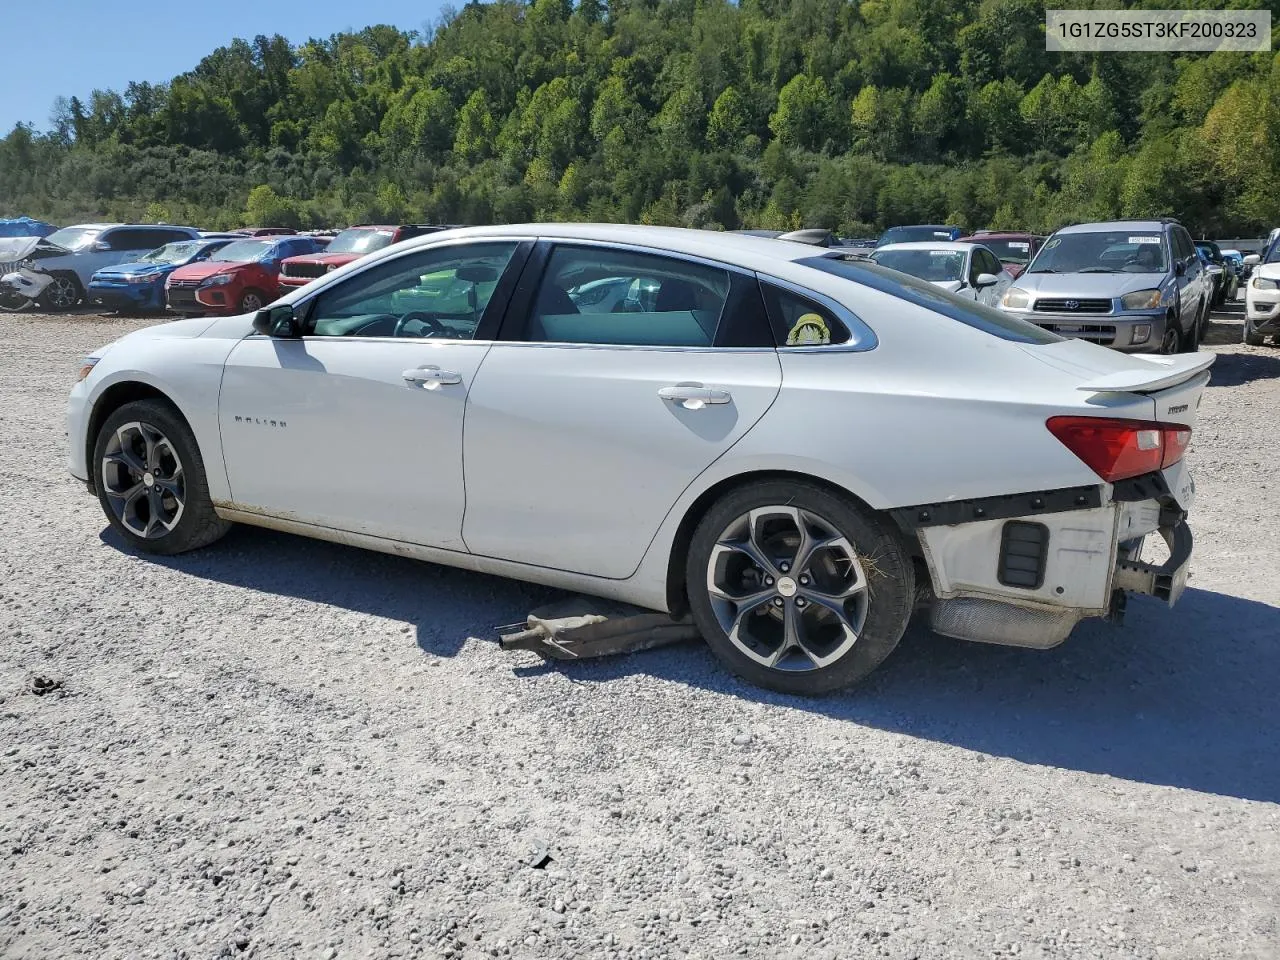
<box><xmin>4</xmin><ymin>0</ymin><xmax>450</xmax><ymax>134</ymax></box>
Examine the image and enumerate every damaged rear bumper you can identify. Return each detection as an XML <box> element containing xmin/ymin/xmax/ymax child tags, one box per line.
<box><xmin>900</xmin><ymin>472</ymin><xmax>1193</xmax><ymax>650</ymax></box>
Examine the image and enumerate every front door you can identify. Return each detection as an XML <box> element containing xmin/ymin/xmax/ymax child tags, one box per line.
<box><xmin>462</xmin><ymin>242</ymin><xmax>782</xmax><ymax>578</ymax></box>
<box><xmin>218</xmin><ymin>240</ymin><xmax>525</xmax><ymax>549</ymax></box>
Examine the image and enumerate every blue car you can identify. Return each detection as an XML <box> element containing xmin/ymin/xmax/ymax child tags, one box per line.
<box><xmin>88</xmin><ymin>237</ymin><xmax>235</xmax><ymax>312</ymax></box>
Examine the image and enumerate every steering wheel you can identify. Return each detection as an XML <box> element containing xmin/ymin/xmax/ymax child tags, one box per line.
<box><xmin>393</xmin><ymin>312</ymin><xmax>448</xmax><ymax>338</ymax></box>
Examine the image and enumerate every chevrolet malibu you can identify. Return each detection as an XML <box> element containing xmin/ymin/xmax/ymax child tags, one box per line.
<box><xmin>68</xmin><ymin>225</ymin><xmax>1210</xmax><ymax>695</ymax></box>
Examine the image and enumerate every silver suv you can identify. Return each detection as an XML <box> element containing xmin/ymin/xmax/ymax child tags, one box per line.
<box><xmin>996</xmin><ymin>219</ymin><xmax>1211</xmax><ymax>353</ymax></box>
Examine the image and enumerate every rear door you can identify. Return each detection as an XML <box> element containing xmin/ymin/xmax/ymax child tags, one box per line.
<box><xmin>461</xmin><ymin>241</ymin><xmax>782</xmax><ymax>578</ymax></box>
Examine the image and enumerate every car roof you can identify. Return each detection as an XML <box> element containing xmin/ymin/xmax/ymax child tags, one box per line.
<box><xmin>872</xmin><ymin>241</ymin><xmax>980</xmax><ymax>253</ymax></box>
<box><xmin>392</xmin><ymin>223</ymin><xmax>837</xmax><ymax>270</ymax></box>
<box><xmin>883</xmin><ymin>224</ymin><xmax>957</xmax><ymax>230</ymax></box>
<box><xmin>960</xmin><ymin>231</ymin><xmax>1039</xmax><ymax>240</ymax></box>
<box><xmin>67</xmin><ymin>223</ymin><xmax>122</xmax><ymax>230</ymax></box>
<box><xmin>1057</xmin><ymin>221</ymin><xmax>1167</xmax><ymax>235</ymax></box>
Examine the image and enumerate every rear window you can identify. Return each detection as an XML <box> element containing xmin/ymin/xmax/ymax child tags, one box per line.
<box><xmin>800</xmin><ymin>256</ymin><xmax>1062</xmax><ymax>344</ymax></box>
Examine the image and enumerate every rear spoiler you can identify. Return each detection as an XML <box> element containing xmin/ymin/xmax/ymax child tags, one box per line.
<box><xmin>1075</xmin><ymin>353</ymin><xmax>1215</xmax><ymax>394</ymax></box>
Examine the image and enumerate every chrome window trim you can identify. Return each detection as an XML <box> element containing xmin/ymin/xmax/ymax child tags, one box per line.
<box><xmin>758</xmin><ymin>273</ymin><xmax>879</xmax><ymax>353</ymax></box>
<box><xmin>534</xmin><ymin>236</ymin><xmax>756</xmax><ymax>278</ymax></box>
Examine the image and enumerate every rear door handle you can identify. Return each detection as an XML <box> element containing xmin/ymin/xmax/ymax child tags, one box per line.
<box><xmin>402</xmin><ymin>365</ymin><xmax>462</xmax><ymax>389</ymax></box>
<box><xmin>658</xmin><ymin>383</ymin><xmax>732</xmax><ymax>410</ymax></box>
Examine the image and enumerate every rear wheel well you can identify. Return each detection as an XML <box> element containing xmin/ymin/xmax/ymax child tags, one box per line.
<box><xmin>664</xmin><ymin>470</ymin><xmax>921</xmax><ymax>615</ymax></box>
<box><xmin>85</xmin><ymin>383</ymin><xmax>189</xmax><ymax>487</ymax></box>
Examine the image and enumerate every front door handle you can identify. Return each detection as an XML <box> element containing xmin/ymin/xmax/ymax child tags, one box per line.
<box><xmin>658</xmin><ymin>382</ymin><xmax>732</xmax><ymax>410</ymax></box>
<box><xmin>402</xmin><ymin>365</ymin><xmax>462</xmax><ymax>389</ymax></box>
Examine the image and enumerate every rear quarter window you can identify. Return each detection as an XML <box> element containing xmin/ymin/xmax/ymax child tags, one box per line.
<box><xmin>800</xmin><ymin>255</ymin><xmax>1062</xmax><ymax>344</ymax></box>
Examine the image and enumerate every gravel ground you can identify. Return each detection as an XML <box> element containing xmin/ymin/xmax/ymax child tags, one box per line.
<box><xmin>1</xmin><ymin>300</ymin><xmax>1278</xmax><ymax>960</ymax></box>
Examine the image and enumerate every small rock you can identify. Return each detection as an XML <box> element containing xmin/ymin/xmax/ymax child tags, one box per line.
<box><xmin>731</xmin><ymin>733</ymin><xmax>753</xmax><ymax>746</ymax></box>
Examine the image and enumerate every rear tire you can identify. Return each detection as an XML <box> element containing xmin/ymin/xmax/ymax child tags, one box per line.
<box><xmin>92</xmin><ymin>399</ymin><xmax>231</xmax><ymax>555</ymax></box>
<box><xmin>685</xmin><ymin>480</ymin><xmax>914</xmax><ymax>695</ymax></box>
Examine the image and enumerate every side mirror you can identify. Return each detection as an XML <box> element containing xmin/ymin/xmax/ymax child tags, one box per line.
<box><xmin>1244</xmin><ymin>254</ymin><xmax>1261</xmax><ymax>266</ymax></box>
<box><xmin>1174</xmin><ymin>261</ymin><xmax>1186</xmax><ymax>276</ymax></box>
<box><xmin>975</xmin><ymin>272</ymin><xmax>1000</xmax><ymax>288</ymax></box>
<box><xmin>253</xmin><ymin>304</ymin><xmax>300</xmax><ymax>337</ymax></box>
<box><xmin>92</xmin><ymin>240</ymin><xmax>111</xmax><ymax>252</ymax></box>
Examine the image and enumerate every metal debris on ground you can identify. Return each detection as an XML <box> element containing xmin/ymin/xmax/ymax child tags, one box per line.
<box><xmin>496</xmin><ymin>597</ymin><xmax>700</xmax><ymax>661</ymax></box>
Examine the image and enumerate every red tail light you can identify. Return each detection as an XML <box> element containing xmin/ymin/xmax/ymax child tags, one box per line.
<box><xmin>1046</xmin><ymin>417</ymin><xmax>1192</xmax><ymax>482</ymax></box>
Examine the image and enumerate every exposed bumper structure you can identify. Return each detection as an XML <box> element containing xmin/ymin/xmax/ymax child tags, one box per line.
<box><xmin>905</xmin><ymin>472</ymin><xmax>1193</xmax><ymax>650</ymax></box>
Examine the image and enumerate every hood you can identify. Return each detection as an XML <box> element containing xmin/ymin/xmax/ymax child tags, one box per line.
<box><xmin>283</xmin><ymin>251</ymin><xmax>361</xmax><ymax>266</ymax></box>
<box><xmin>95</xmin><ymin>259</ymin><xmax>173</xmax><ymax>279</ymax></box>
<box><xmin>0</xmin><ymin>236</ymin><xmax>42</xmax><ymax>261</ymax></box>
<box><xmin>1255</xmin><ymin>262</ymin><xmax>1280</xmax><ymax>281</ymax></box>
<box><xmin>1012</xmin><ymin>271</ymin><xmax>1168</xmax><ymax>300</ymax></box>
<box><xmin>169</xmin><ymin>261</ymin><xmax>245</xmax><ymax>282</ymax></box>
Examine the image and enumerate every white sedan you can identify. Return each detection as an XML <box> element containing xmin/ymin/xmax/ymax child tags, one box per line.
<box><xmin>68</xmin><ymin>224</ymin><xmax>1211</xmax><ymax>694</ymax></box>
<box><xmin>869</xmin><ymin>241</ymin><xmax>1014</xmax><ymax>306</ymax></box>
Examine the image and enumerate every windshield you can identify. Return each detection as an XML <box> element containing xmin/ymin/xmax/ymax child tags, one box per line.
<box><xmin>877</xmin><ymin>226</ymin><xmax>957</xmax><ymax>246</ymax></box>
<box><xmin>981</xmin><ymin>239</ymin><xmax>1035</xmax><ymax>265</ymax></box>
<box><xmin>1028</xmin><ymin>231</ymin><xmax>1168</xmax><ymax>274</ymax></box>
<box><xmin>1265</xmin><ymin>243</ymin><xmax>1280</xmax><ymax>265</ymax></box>
<box><xmin>140</xmin><ymin>241</ymin><xmax>200</xmax><ymax>265</ymax></box>
<box><xmin>326</xmin><ymin>228</ymin><xmax>396</xmax><ymax>255</ymax></box>
<box><xmin>870</xmin><ymin>248</ymin><xmax>965</xmax><ymax>283</ymax></box>
<box><xmin>211</xmin><ymin>239</ymin><xmax>274</xmax><ymax>263</ymax></box>
<box><xmin>801</xmin><ymin>255</ymin><xmax>1060</xmax><ymax>344</ymax></box>
<box><xmin>43</xmin><ymin>227</ymin><xmax>101</xmax><ymax>251</ymax></box>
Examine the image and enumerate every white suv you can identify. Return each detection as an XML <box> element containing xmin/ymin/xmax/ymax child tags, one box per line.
<box><xmin>20</xmin><ymin>223</ymin><xmax>201</xmax><ymax>310</ymax></box>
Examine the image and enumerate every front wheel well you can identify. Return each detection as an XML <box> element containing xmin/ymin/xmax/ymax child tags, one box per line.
<box><xmin>85</xmin><ymin>382</ymin><xmax>190</xmax><ymax>486</ymax></box>
<box><xmin>663</xmin><ymin>470</ymin><xmax>917</xmax><ymax>616</ymax></box>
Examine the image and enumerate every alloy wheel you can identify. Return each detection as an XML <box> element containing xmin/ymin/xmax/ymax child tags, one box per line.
<box><xmin>0</xmin><ymin>289</ymin><xmax>33</xmax><ymax>312</ymax></box>
<box><xmin>100</xmin><ymin>421</ymin><xmax>186</xmax><ymax>539</ymax></box>
<box><xmin>240</xmin><ymin>292</ymin><xmax>263</xmax><ymax>312</ymax></box>
<box><xmin>706</xmin><ymin>505</ymin><xmax>868</xmax><ymax>672</ymax></box>
<box><xmin>44</xmin><ymin>276</ymin><xmax>79</xmax><ymax>310</ymax></box>
<box><xmin>1160</xmin><ymin>324</ymin><xmax>1180</xmax><ymax>354</ymax></box>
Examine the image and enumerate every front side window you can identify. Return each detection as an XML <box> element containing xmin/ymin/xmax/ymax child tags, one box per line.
<box><xmin>305</xmin><ymin>241</ymin><xmax>518</xmax><ymax>339</ymax></box>
<box><xmin>977</xmin><ymin>248</ymin><xmax>1003</xmax><ymax>277</ymax></box>
<box><xmin>522</xmin><ymin>246</ymin><xmax>731</xmax><ymax>347</ymax></box>
<box><xmin>1028</xmin><ymin>231</ymin><xmax>1169</xmax><ymax>275</ymax></box>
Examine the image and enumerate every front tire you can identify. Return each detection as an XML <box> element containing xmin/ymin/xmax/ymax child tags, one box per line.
<box><xmin>685</xmin><ymin>480</ymin><xmax>914</xmax><ymax>695</ymax></box>
<box><xmin>1244</xmin><ymin>316</ymin><xmax>1266</xmax><ymax>346</ymax></box>
<box><xmin>93</xmin><ymin>399</ymin><xmax>231</xmax><ymax>555</ymax></box>
<box><xmin>39</xmin><ymin>273</ymin><xmax>82</xmax><ymax>312</ymax></box>
<box><xmin>238</xmin><ymin>289</ymin><xmax>265</xmax><ymax>313</ymax></box>
<box><xmin>1159</xmin><ymin>315</ymin><xmax>1183</xmax><ymax>354</ymax></box>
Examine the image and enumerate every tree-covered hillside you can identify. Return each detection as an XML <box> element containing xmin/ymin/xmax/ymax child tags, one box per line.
<box><xmin>1</xmin><ymin>0</ymin><xmax>1277</xmax><ymax>235</ymax></box>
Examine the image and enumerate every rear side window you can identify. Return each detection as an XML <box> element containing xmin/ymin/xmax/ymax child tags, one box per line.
<box><xmin>801</xmin><ymin>255</ymin><xmax>1061</xmax><ymax>344</ymax></box>
<box><xmin>522</xmin><ymin>246</ymin><xmax>730</xmax><ymax>347</ymax></box>
<box><xmin>760</xmin><ymin>283</ymin><xmax>850</xmax><ymax>346</ymax></box>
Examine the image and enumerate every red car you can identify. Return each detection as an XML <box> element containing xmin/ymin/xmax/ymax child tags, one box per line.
<box><xmin>957</xmin><ymin>231</ymin><xmax>1046</xmax><ymax>279</ymax></box>
<box><xmin>278</xmin><ymin>224</ymin><xmax>453</xmax><ymax>293</ymax></box>
<box><xmin>165</xmin><ymin>235</ymin><xmax>326</xmax><ymax>315</ymax></box>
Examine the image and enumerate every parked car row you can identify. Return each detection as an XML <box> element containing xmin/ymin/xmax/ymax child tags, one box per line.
<box><xmin>0</xmin><ymin>221</ymin><xmax>460</xmax><ymax>315</ymax></box>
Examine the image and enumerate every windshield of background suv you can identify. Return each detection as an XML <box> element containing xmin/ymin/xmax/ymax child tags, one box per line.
<box><xmin>43</xmin><ymin>227</ymin><xmax>101</xmax><ymax>251</ymax></box>
<box><xmin>325</xmin><ymin>228</ymin><xmax>396</xmax><ymax>255</ymax></box>
<box><xmin>877</xmin><ymin>226</ymin><xmax>957</xmax><ymax>246</ymax></box>
<box><xmin>981</xmin><ymin>239</ymin><xmax>1035</xmax><ymax>264</ymax></box>
<box><xmin>1028</xmin><ymin>231</ymin><xmax>1169</xmax><ymax>274</ymax></box>
<box><xmin>140</xmin><ymin>241</ymin><xmax>200</xmax><ymax>264</ymax></box>
<box><xmin>210</xmin><ymin>239</ymin><xmax>274</xmax><ymax>263</ymax></box>
<box><xmin>870</xmin><ymin>248</ymin><xmax>965</xmax><ymax>282</ymax></box>
<box><xmin>802</xmin><ymin>255</ymin><xmax>1061</xmax><ymax>344</ymax></box>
